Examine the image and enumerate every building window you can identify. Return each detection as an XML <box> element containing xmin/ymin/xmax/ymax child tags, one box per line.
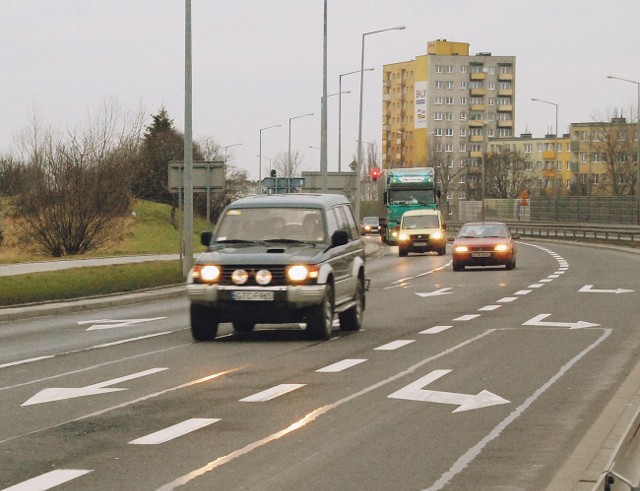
<box><xmin>444</xmin><ymin>144</ymin><xmax>453</xmax><ymax>152</ymax></box>
<box><xmin>436</xmin><ymin>65</ymin><xmax>444</xmax><ymax>73</ymax></box>
<box><xmin>459</xmin><ymin>191</ymin><xmax>466</xmax><ymax>200</ymax></box>
<box><xmin>488</xmin><ymin>82</ymin><xmax>496</xmax><ymax>91</ymax></box>
<box><xmin>433</xmin><ymin>128</ymin><xmax>443</xmax><ymax>136</ymax></box>
<box><xmin>460</xmin><ymin>97</ymin><xmax>467</xmax><ymax>105</ymax></box>
<box><xmin>434</xmin><ymin>96</ymin><xmax>443</xmax><ymax>105</ymax></box>
<box><xmin>446</xmin><ymin>80</ymin><xmax>454</xmax><ymax>89</ymax></box>
<box><xmin>445</xmin><ymin>112</ymin><xmax>454</xmax><ymax>121</ymax></box>
<box><xmin>499</xmin><ymin>65</ymin><xmax>512</xmax><ymax>74</ymax></box>
<box><xmin>460</xmin><ymin>66</ymin><xmax>467</xmax><ymax>74</ymax></box>
<box><xmin>459</xmin><ymin>143</ymin><xmax>467</xmax><ymax>152</ymax></box>
<box><xmin>434</xmin><ymin>112</ymin><xmax>443</xmax><ymax>120</ymax></box>
<box><xmin>460</xmin><ymin>112</ymin><xmax>468</xmax><ymax>122</ymax></box>
<box><xmin>524</xmin><ymin>143</ymin><xmax>533</xmax><ymax>153</ymax></box>
<box><xmin>446</xmin><ymin>65</ymin><xmax>454</xmax><ymax>73</ymax></box>
<box><xmin>459</xmin><ymin>174</ymin><xmax>466</xmax><ymax>183</ymax></box>
<box><xmin>459</xmin><ymin>127</ymin><xmax>467</xmax><ymax>136</ymax></box>
<box><xmin>460</xmin><ymin>81</ymin><xmax>468</xmax><ymax>89</ymax></box>
<box><xmin>445</xmin><ymin>97</ymin><xmax>455</xmax><ymax>105</ymax></box>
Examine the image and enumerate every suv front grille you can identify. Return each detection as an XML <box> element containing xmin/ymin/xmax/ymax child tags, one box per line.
<box><xmin>219</xmin><ymin>265</ymin><xmax>287</xmax><ymax>286</ymax></box>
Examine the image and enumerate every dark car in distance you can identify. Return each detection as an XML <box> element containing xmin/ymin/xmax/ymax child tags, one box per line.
<box><xmin>450</xmin><ymin>221</ymin><xmax>518</xmax><ymax>271</ymax></box>
<box><xmin>187</xmin><ymin>193</ymin><xmax>366</xmax><ymax>341</ymax></box>
<box><xmin>360</xmin><ymin>216</ymin><xmax>382</xmax><ymax>235</ymax></box>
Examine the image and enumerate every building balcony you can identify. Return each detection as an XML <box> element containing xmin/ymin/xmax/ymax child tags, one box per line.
<box><xmin>497</xmin><ymin>120</ymin><xmax>513</xmax><ymax>128</ymax></box>
<box><xmin>497</xmin><ymin>89</ymin><xmax>513</xmax><ymax>97</ymax></box>
<box><xmin>469</xmin><ymin>151</ymin><xmax>483</xmax><ymax>158</ymax></box>
<box><xmin>541</xmin><ymin>168</ymin><xmax>556</xmax><ymax>178</ymax></box>
<box><xmin>470</xmin><ymin>72</ymin><xmax>486</xmax><ymax>80</ymax></box>
<box><xmin>470</xmin><ymin>88</ymin><xmax>487</xmax><ymax>96</ymax></box>
<box><xmin>383</xmin><ymin>124</ymin><xmax>391</xmax><ymax>131</ymax></box>
<box><xmin>470</xmin><ymin>104</ymin><xmax>485</xmax><ymax>111</ymax></box>
<box><xmin>469</xmin><ymin>120</ymin><xmax>484</xmax><ymax>128</ymax></box>
<box><xmin>542</xmin><ymin>150</ymin><xmax>555</xmax><ymax>159</ymax></box>
<box><xmin>467</xmin><ymin>165</ymin><xmax>482</xmax><ymax>173</ymax></box>
<box><xmin>498</xmin><ymin>73</ymin><xmax>513</xmax><ymax>81</ymax></box>
<box><xmin>470</xmin><ymin>135</ymin><xmax>484</xmax><ymax>142</ymax></box>
<box><xmin>497</xmin><ymin>105</ymin><xmax>513</xmax><ymax>112</ymax></box>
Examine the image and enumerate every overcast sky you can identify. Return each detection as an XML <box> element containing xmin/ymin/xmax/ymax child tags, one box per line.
<box><xmin>1</xmin><ymin>0</ymin><xmax>639</xmax><ymax>180</ymax></box>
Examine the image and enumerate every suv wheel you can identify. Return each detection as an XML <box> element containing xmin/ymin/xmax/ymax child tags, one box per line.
<box><xmin>307</xmin><ymin>283</ymin><xmax>334</xmax><ymax>340</ymax></box>
<box><xmin>339</xmin><ymin>276</ymin><xmax>364</xmax><ymax>332</ymax></box>
<box><xmin>190</xmin><ymin>304</ymin><xmax>219</xmax><ymax>341</ymax></box>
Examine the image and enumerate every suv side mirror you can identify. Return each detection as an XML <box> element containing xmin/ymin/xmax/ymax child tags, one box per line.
<box><xmin>331</xmin><ymin>230</ymin><xmax>349</xmax><ymax>247</ymax></box>
<box><xmin>201</xmin><ymin>231</ymin><xmax>213</xmax><ymax>246</ymax></box>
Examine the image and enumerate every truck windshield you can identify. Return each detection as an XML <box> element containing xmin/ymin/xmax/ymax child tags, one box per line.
<box><xmin>389</xmin><ymin>189</ymin><xmax>435</xmax><ymax>205</ymax></box>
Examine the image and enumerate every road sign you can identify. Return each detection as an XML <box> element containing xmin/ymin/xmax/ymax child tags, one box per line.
<box><xmin>168</xmin><ymin>160</ymin><xmax>224</xmax><ymax>192</ymax></box>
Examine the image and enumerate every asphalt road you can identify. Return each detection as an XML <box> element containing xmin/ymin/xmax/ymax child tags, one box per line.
<box><xmin>1</xmin><ymin>238</ymin><xmax>639</xmax><ymax>490</ymax></box>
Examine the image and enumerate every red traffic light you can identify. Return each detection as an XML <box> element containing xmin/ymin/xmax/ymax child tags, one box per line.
<box><xmin>371</xmin><ymin>167</ymin><xmax>381</xmax><ymax>181</ymax></box>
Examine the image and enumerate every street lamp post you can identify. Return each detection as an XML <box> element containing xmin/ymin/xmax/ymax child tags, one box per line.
<box><xmin>355</xmin><ymin>25</ymin><xmax>405</xmax><ymax>221</ymax></box>
<box><xmin>339</xmin><ymin>68</ymin><xmax>374</xmax><ymax>172</ymax></box>
<box><xmin>259</xmin><ymin>124</ymin><xmax>281</xmax><ymax>190</ymax></box>
<box><xmin>532</xmin><ymin>97</ymin><xmax>559</xmax><ymax>219</ymax></box>
<box><xmin>607</xmin><ymin>75</ymin><xmax>640</xmax><ymax>224</ymax></box>
<box><xmin>288</xmin><ymin>113</ymin><xmax>314</xmax><ymax>174</ymax></box>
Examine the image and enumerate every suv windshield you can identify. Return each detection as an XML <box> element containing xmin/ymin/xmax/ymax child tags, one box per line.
<box><xmin>215</xmin><ymin>207</ymin><xmax>326</xmax><ymax>243</ymax></box>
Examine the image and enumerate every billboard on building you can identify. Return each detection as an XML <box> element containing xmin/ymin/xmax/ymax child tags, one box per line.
<box><xmin>415</xmin><ymin>81</ymin><xmax>427</xmax><ymax>129</ymax></box>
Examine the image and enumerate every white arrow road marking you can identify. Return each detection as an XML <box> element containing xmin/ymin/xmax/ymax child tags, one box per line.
<box><xmin>388</xmin><ymin>369</ymin><xmax>510</xmax><ymax>413</ymax></box>
<box><xmin>129</xmin><ymin>418</ymin><xmax>220</xmax><ymax>445</ymax></box>
<box><xmin>78</xmin><ymin>317</ymin><xmax>167</xmax><ymax>331</ymax></box>
<box><xmin>4</xmin><ymin>469</ymin><xmax>92</xmax><ymax>490</ymax></box>
<box><xmin>316</xmin><ymin>359</ymin><xmax>367</xmax><ymax>372</ymax></box>
<box><xmin>579</xmin><ymin>284</ymin><xmax>634</xmax><ymax>294</ymax></box>
<box><xmin>415</xmin><ymin>287</ymin><xmax>453</xmax><ymax>298</ymax></box>
<box><xmin>22</xmin><ymin>368</ymin><xmax>168</xmax><ymax>406</ymax></box>
<box><xmin>240</xmin><ymin>384</ymin><xmax>305</xmax><ymax>402</ymax></box>
<box><xmin>523</xmin><ymin>314</ymin><xmax>600</xmax><ymax>330</ymax></box>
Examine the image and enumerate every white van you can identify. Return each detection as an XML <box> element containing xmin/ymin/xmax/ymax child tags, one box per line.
<box><xmin>397</xmin><ymin>209</ymin><xmax>446</xmax><ymax>257</ymax></box>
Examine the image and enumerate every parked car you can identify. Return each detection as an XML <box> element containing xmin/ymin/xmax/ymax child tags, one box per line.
<box><xmin>450</xmin><ymin>221</ymin><xmax>518</xmax><ymax>271</ymax></box>
<box><xmin>187</xmin><ymin>193</ymin><xmax>366</xmax><ymax>341</ymax></box>
<box><xmin>397</xmin><ymin>209</ymin><xmax>446</xmax><ymax>257</ymax></box>
<box><xmin>360</xmin><ymin>216</ymin><xmax>382</xmax><ymax>235</ymax></box>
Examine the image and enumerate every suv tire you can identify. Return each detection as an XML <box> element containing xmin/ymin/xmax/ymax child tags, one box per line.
<box><xmin>339</xmin><ymin>276</ymin><xmax>364</xmax><ymax>332</ymax></box>
<box><xmin>190</xmin><ymin>304</ymin><xmax>219</xmax><ymax>341</ymax></box>
<box><xmin>307</xmin><ymin>283</ymin><xmax>334</xmax><ymax>340</ymax></box>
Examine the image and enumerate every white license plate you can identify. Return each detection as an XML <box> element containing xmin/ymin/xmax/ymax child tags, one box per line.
<box><xmin>471</xmin><ymin>252</ymin><xmax>491</xmax><ymax>258</ymax></box>
<box><xmin>414</xmin><ymin>241</ymin><xmax>427</xmax><ymax>246</ymax></box>
<box><xmin>232</xmin><ymin>291</ymin><xmax>274</xmax><ymax>301</ymax></box>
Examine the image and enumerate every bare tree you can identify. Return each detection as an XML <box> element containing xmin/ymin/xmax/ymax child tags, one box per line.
<box><xmin>13</xmin><ymin>102</ymin><xmax>144</xmax><ymax>256</ymax></box>
<box><xmin>273</xmin><ymin>150</ymin><xmax>304</xmax><ymax>177</ymax></box>
<box><xmin>484</xmin><ymin>149</ymin><xmax>531</xmax><ymax>199</ymax></box>
<box><xmin>591</xmin><ymin>117</ymin><xmax>637</xmax><ymax>196</ymax></box>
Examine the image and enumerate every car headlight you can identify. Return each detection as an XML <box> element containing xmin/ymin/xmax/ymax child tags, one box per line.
<box><xmin>287</xmin><ymin>265</ymin><xmax>319</xmax><ymax>282</ymax></box>
<box><xmin>431</xmin><ymin>231</ymin><xmax>443</xmax><ymax>240</ymax></box>
<box><xmin>193</xmin><ymin>264</ymin><xmax>221</xmax><ymax>283</ymax></box>
<box><xmin>494</xmin><ymin>244</ymin><xmax>509</xmax><ymax>252</ymax></box>
<box><xmin>364</xmin><ymin>225</ymin><xmax>371</xmax><ymax>231</ymax></box>
<box><xmin>453</xmin><ymin>245</ymin><xmax>469</xmax><ymax>253</ymax></box>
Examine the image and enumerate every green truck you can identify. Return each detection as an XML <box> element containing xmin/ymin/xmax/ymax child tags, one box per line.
<box><xmin>379</xmin><ymin>167</ymin><xmax>439</xmax><ymax>244</ymax></box>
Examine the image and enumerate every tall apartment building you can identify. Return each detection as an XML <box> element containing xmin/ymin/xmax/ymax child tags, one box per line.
<box><xmin>382</xmin><ymin>39</ymin><xmax>516</xmax><ymax>199</ymax></box>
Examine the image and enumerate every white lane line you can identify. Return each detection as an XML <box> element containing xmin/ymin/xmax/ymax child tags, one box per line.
<box><xmin>453</xmin><ymin>314</ymin><xmax>481</xmax><ymax>321</ymax></box>
<box><xmin>514</xmin><ymin>290</ymin><xmax>531</xmax><ymax>295</ymax></box>
<box><xmin>529</xmin><ymin>283</ymin><xmax>544</xmax><ymax>288</ymax></box>
<box><xmin>497</xmin><ymin>297</ymin><xmax>518</xmax><ymax>303</ymax></box>
<box><xmin>547</xmin><ymin>275</ymin><xmax>561</xmax><ymax>279</ymax></box>
<box><xmin>130</xmin><ymin>418</ymin><xmax>219</xmax><ymax>445</ymax></box>
<box><xmin>316</xmin><ymin>359</ymin><xmax>367</xmax><ymax>372</ymax></box>
<box><xmin>240</xmin><ymin>384</ymin><xmax>305</xmax><ymax>402</ymax></box>
<box><xmin>478</xmin><ymin>305</ymin><xmax>501</xmax><ymax>311</ymax></box>
<box><xmin>375</xmin><ymin>340</ymin><xmax>415</xmax><ymax>350</ymax></box>
<box><xmin>4</xmin><ymin>469</ymin><xmax>92</xmax><ymax>491</ymax></box>
<box><xmin>539</xmin><ymin>279</ymin><xmax>553</xmax><ymax>283</ymax></box>
<box><xmin>420</xmin><ymin>325</ymin><xmax>453</xmax><ymax>334</ymax></box>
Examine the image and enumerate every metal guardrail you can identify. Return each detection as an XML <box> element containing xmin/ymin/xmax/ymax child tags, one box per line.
<box><xmin>447</xmin><ymin>221</ymin><xmax>640</xmax><ymax>243</ymax></box>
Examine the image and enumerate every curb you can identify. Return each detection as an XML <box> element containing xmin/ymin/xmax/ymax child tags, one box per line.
<box><xmin>0</xmin><ymin>285</ymin><xmax>185</xmax><ymax>323</ymax></box>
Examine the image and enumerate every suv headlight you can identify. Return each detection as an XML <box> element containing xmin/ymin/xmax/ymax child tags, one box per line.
<box><xmin>193</xmin><ymin>264</ymin><xmax>221</xmax><ymax>283</ymax></box>
<box><xmin>398</xmin><ymin>232</ymin><xmax>409</xmax><ymax>242</ymax></box>
<box><xmin>287</xmin><ymin>265</ymin><xmax>319</xmax><ymax>282</ymax></box>
<box><xmin>431</xmin><ymin>231</ymin><xmax>443</xmax><ymax>240</ymax></box>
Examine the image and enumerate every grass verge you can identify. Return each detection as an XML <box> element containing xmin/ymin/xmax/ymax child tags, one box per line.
<box><xmin>0</xmin><ymin>261</ymin><xmax>183</xmax><ymax>307</ymax></box>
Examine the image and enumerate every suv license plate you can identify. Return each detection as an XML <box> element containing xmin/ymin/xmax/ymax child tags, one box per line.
<box><xmin>414</xmin><ymin>241</ymin><xmax>427</xmax><ymax>246</ymax></box>
<box><xmin>232</xmin><ymin>291</ymin><xmax>274</xmax><ymax>301</ymax></box>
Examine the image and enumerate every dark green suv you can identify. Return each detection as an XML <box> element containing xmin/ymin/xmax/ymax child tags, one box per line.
<box><xmin>187</xmin><ymin>193</ymin><xmax>366</xmax><ymax>341</ymax></box>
